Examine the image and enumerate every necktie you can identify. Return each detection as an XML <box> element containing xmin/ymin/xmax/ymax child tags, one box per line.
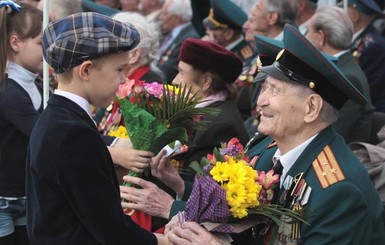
<box><xmin>272</xmin><ymin>160</ymin><xmax>283</xmax><ymax>176</ymax></box>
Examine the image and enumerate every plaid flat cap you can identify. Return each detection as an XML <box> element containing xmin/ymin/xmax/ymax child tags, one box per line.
<box><xmin>43</xmin><ymin>12</ymin><xmax>140</xmax><ymax>74</ymax></box>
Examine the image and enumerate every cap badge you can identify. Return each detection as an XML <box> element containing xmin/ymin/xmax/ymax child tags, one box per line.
<box><xmin>276</xmin><ymin>49</ymin><xmax>285</xmax><ymax>61</ymax></box>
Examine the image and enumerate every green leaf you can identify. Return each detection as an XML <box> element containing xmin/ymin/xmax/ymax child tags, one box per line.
<box><xmin>189</xmin><ymin>161</ymin><xmax>206</xmax><ymax>175</ymax></box>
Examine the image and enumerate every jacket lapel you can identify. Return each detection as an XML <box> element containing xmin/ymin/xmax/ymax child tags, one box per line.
<box><xmin>48</xmin><ymin>94</ymin><xmax>97</xmax><ymax>130</ymax></box>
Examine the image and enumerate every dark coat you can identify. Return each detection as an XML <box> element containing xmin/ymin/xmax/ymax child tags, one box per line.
<box><xmin>156</xmin><ymin>23</ymin><xmax>200</xmax><ymax>83</ymax></box>
<box><xmin>351</xmin><ymin>23</ymin><xmax>385</xmax><ymax>112</ymax></box>
<box><xmin>333</xmin><ymin>51</ymin><xmax>374</xmax><ymax>143</ymax></box>
<box><xmin>247</xmin><ymin>127</ymin><xmax>385</xmax><ymax>245</ymax></box>
<box><xmin>26</xmin><ymin>95</ymin><xmax>157</xmax><ymax>245</ymax></box>
<box><xmin>0</xmin><ymin>78</ymin><xmax>42</xmax><ymax>197</ymax></box>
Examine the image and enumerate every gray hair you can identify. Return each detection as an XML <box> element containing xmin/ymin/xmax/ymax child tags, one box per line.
<box><xmin>49</xmin><ymin>0</ymin><xmax>82</xmax><ymax>19</ymax></box>
<box><xmin>165</xmin><ymin>0</ymin><xmax>192</xmax><ymax>22</ymax></box>
<box><xmin>112</xmin><ymin>12</ymin><xmax>160</xmax><ymax>65</ymax></box>
<box><xmin>312</xmin><ymin>6</ymin><xmax>353</xmax><ymax>50</ymax></box>
<box><xmin>264</xmin><ymin>0</ymin><xmax>298</xmax><ymax>27</ymax></box>
<box><xmin>319</xmin><ymin>99</ymin><xmax>339</xmax><ymax>125</ymax></box>
<box><xmin>290</xmin><ymin>81</ymin><xmax>339</xmax><ymax>126</ymax></box>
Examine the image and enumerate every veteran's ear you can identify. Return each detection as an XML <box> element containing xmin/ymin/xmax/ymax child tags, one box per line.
<box><xmin>304</xmin><ymin>93</ymin><xmax>323</xmax><ymax>124</ymax></box>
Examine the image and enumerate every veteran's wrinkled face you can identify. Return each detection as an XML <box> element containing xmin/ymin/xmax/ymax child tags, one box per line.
<box><xmin>257</xmin><ymin>76</ymin><xmax>307</xmax><ymax>141</ymax></box>
<box><xmin>172</xmin><ymin>61</ymin><xmax>205</xmax><ymax>97</ymax></box>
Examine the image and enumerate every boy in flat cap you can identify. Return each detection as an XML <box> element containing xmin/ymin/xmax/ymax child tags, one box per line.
<box><xmin>166</xmin><ymin>24</ymin><xmax>385</xmax><ymax>245</ymax></box>
<box><xmin>346</xmin><ymin>0</ymin><xmax>385</xmax><ymax>113</ymax></box>
<box><xmin>26</xmin><ymin>12</ymin><xmax>169</xmax><ymax>245</ymax></box>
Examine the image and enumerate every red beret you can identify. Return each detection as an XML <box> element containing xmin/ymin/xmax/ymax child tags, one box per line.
<box><xmin>178</xmin><ymin>38</ymin><xmax>243</xmax><ymax>83</ymax></box>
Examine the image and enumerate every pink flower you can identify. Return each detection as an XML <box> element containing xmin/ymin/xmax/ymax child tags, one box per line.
<box><xmin>144</xmin><ymin>82</ymin><xmax>164</xmax><ymax>99</ymax></box>
<box><xmin>116</xmin><ymin>79</ymin><xmax>135</xmax><ymax>99</ymax></box>
<box><xmin>207</xmin><ymin>154</ymin><xmax>216</xmax><ymax>164</ymax></box>
<box><xmin>257</xmin><ymin>169</ymin><xmax>280</xmax><ymax>189</ymax></box>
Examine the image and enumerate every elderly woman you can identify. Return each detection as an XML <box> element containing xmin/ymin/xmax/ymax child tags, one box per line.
<box><xmin>120</xmin><ymin>38</ymin><xmax>249</xmax><ymax>231</ymax></box>
<box><xmin>113</xmin><ymin>12</ymin><xmax>164</xmax><ymax>82</ymax></box>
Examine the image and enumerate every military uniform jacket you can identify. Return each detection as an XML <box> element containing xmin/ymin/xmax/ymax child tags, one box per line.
<box><xmin>231</xmin><ymin>38</ymin><xmax>255</xmax><ymax>65</ymax></box>
<box><xmin>333</xmin><ymin>51</ymin><xmax>374</xmax><ymax>143</ymax></box>
<box><xmin>248</xmin><ymin>126</ymin><xmax>385</xmax><ymax>245</ymax></box>
<box><xmin>156</xmin><ymin>23</ymin><xmax>200</xmax><ymax>83</ymax></box>
<box><xmin>351</xmin><ymin>23</ymin><xmax>385</xmax><ymax>112</ymax></box>
<box><xmin>26</xmin><ymin>95</ymin><xmax>157</xmax><ymax>245</ymax></box>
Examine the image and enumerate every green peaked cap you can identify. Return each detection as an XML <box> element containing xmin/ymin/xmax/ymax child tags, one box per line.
<box><xmin>203</xmin><ymin>0</ymin><xmax>247</xmax><ymax>30</ymax></box>
<box><xmin>253</xmin><ymin>34</ymin><xmax>337</xmax><ymax>82</ymax></box>
<box><xmin>81</xmin><ymin>0</ymin><xmax>120</xmax><ymax>16</ymax></box>
<box><xmin>261</xmin><ymin>24</ymin><xmax>367</xmax><ymax>110</ymax></box>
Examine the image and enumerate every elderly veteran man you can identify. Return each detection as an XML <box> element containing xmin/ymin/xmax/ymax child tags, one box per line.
<box><xmin>347</xmin><ymin>0</ymin><xmax>385</xmax><ymax>112</ymax></box>
<box><xmin>166</xmin><ymin>24</ymin><xmax>385</xmax><ymax>245</ymax></box>
<box><xmin>202</xmin><ymin>0</ymin><xmax>254</xmax><ymax>63</ymax></box>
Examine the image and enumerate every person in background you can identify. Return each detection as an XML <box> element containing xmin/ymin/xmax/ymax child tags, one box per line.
<box><xmin>166</xmin><ymin>23</ymin><xmax>385</xmax><ymax>245</ymax></box>
<box><xmin>37</xmin><ymin>0</ymin><xmax>82</xmax><ymax>21</ymax></box>
<box><xmin>296</xmin><ymin>0</ymin><xmax>317</xmax><ymax>34</ymax></box>
<box><xmin>120</xmin><ymin>38</ymin><xmax>249</xmax><ymax>229</ymax></box>
<box><xmin>95</xmin><ymin>0</ymin><xmax>120</xmax><ymax>9</ymax></box>
<box><xmin>155</xmin><ymin>0</ymin><xmax>200</xmax><ymax>83</ymax></box>
<box><xmin>239</xmin><ymin>0</ymin><xmax>299</xmax><ymax>124</ymax></box>
<box><xmin>120</xmin><ymin>0</ymin><xmax>139</xmax><ymax>11</ymax></box>
<box><xmin>139</xmin><ymin>0</ymin><xmax>164</xmax><ymax>36</ymax></box>
<box><xmin>305</xmin><ymin>5</ymin><xmax>374</xmax><ymax>143</ymax></box>
<box><xmin>25</xmin><ymin>12</ymin><xmax>170</xmax><ymax>245</ymax></box>
<box><xmin>81</xmin><ymin>0</ymin><xmax>120</xmax><ymax>16</ymax></box>
<box><xmin>202</xmin><ymin>0</ymin><xmax>254</xmax><ymax>64</ymax></box>
<box><xmin>347</xmin><ymin>0</ymin><xmax>385</xmax><ymax>112</ymax></box>
<box><xmin>0</xmin><ymin>2</ymin><xmax>42</xmax><ymax>244</ymax></box>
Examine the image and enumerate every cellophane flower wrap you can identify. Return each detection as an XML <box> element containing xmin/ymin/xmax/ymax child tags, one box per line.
<box><xmin>115</xmin><ymin>79</ymin><xmax>219</xmax><ymax>184</ymax></box>
<box><xmin>186</xmin><ymin>138</ymin><xmax>305</xmax><ymax>234</ymax></box>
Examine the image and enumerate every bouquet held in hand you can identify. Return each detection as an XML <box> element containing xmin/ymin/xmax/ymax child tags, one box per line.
<box><xmin>115</xmin><ymin>79</ymin><xmax>218</xmax><ymax>181</ymax></box>
<box><xmin>186</xmin><ymin>138</ymin><xmax>306</xmax><ymax>234</ymax></box>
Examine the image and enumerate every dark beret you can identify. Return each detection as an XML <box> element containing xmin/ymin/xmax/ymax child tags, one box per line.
<box><xmin>179</xmin><ymin>38</ymin><xmax>243</xmax><ymax>83</ymax></box>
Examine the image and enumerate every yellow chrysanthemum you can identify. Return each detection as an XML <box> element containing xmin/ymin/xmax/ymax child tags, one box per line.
<box><xmin>226</xmin><ymin>182</ymin><xmax>246</xmax><ymax>208</ymax></box>
<box><xmin>228</xmin><ymin>163</ymin><xmax>248</xmax><ymax>185</ymax></box>
<box><xmin>210</xmin><ymin>162</ymin><xmax>231</xmax><ymax>183</ymax></box>
<box><xmin>245</xmin><ymin>164</ymin><xmax>258</xmax><ymax>180</ymax></box>
<box><xmin>244</xmin><ymin>179</ymin><xmax>262</xmax><ymax>206</ymax></box>
<box><xmin>230</xmin><ymin>204</ymin><xmax>248</xmax><ymax>219</ymax></box>
<box><xmin>108</xmin><ymin>125</ymin><xmax>128</xmax><ymax>138</ymax></box>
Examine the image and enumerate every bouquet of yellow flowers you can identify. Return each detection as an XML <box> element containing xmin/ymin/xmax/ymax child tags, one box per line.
<box><xmin>186</xmin><ymin>138</ymin><xmax>306</xmax><ymax>234</ymax></box>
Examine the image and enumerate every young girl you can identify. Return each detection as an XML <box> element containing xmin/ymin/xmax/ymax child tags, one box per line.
<box><xmin>0</xmin><ymin>2</ymin><xmax>43</xmax><ymax>244</ymax></box>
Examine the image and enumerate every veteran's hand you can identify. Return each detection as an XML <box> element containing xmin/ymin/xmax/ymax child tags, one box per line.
<box><xmin>120</xmin><ymin>175</ymin><xmax>174</xmax><ymax>219</ymax></box>
<box><xmin>150</xmin><ymin>150</ymin><xmax>185</xmax><ymax>197</ymax></box>
<box><xmin>109</xmin><ymin>147</ymin><xmax>154</xmax><ymax>173</ymax></box>
<box><xmin>168</xmin><ymin>222</ymin><xmax>229</xmax><ymax>245</ymax></box>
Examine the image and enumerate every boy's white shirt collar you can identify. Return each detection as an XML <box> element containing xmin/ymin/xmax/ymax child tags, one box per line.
<box><xmin>54</xmin><ymin>89</ymin><xmax>95</xmax><ymax>125</ymax></box>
